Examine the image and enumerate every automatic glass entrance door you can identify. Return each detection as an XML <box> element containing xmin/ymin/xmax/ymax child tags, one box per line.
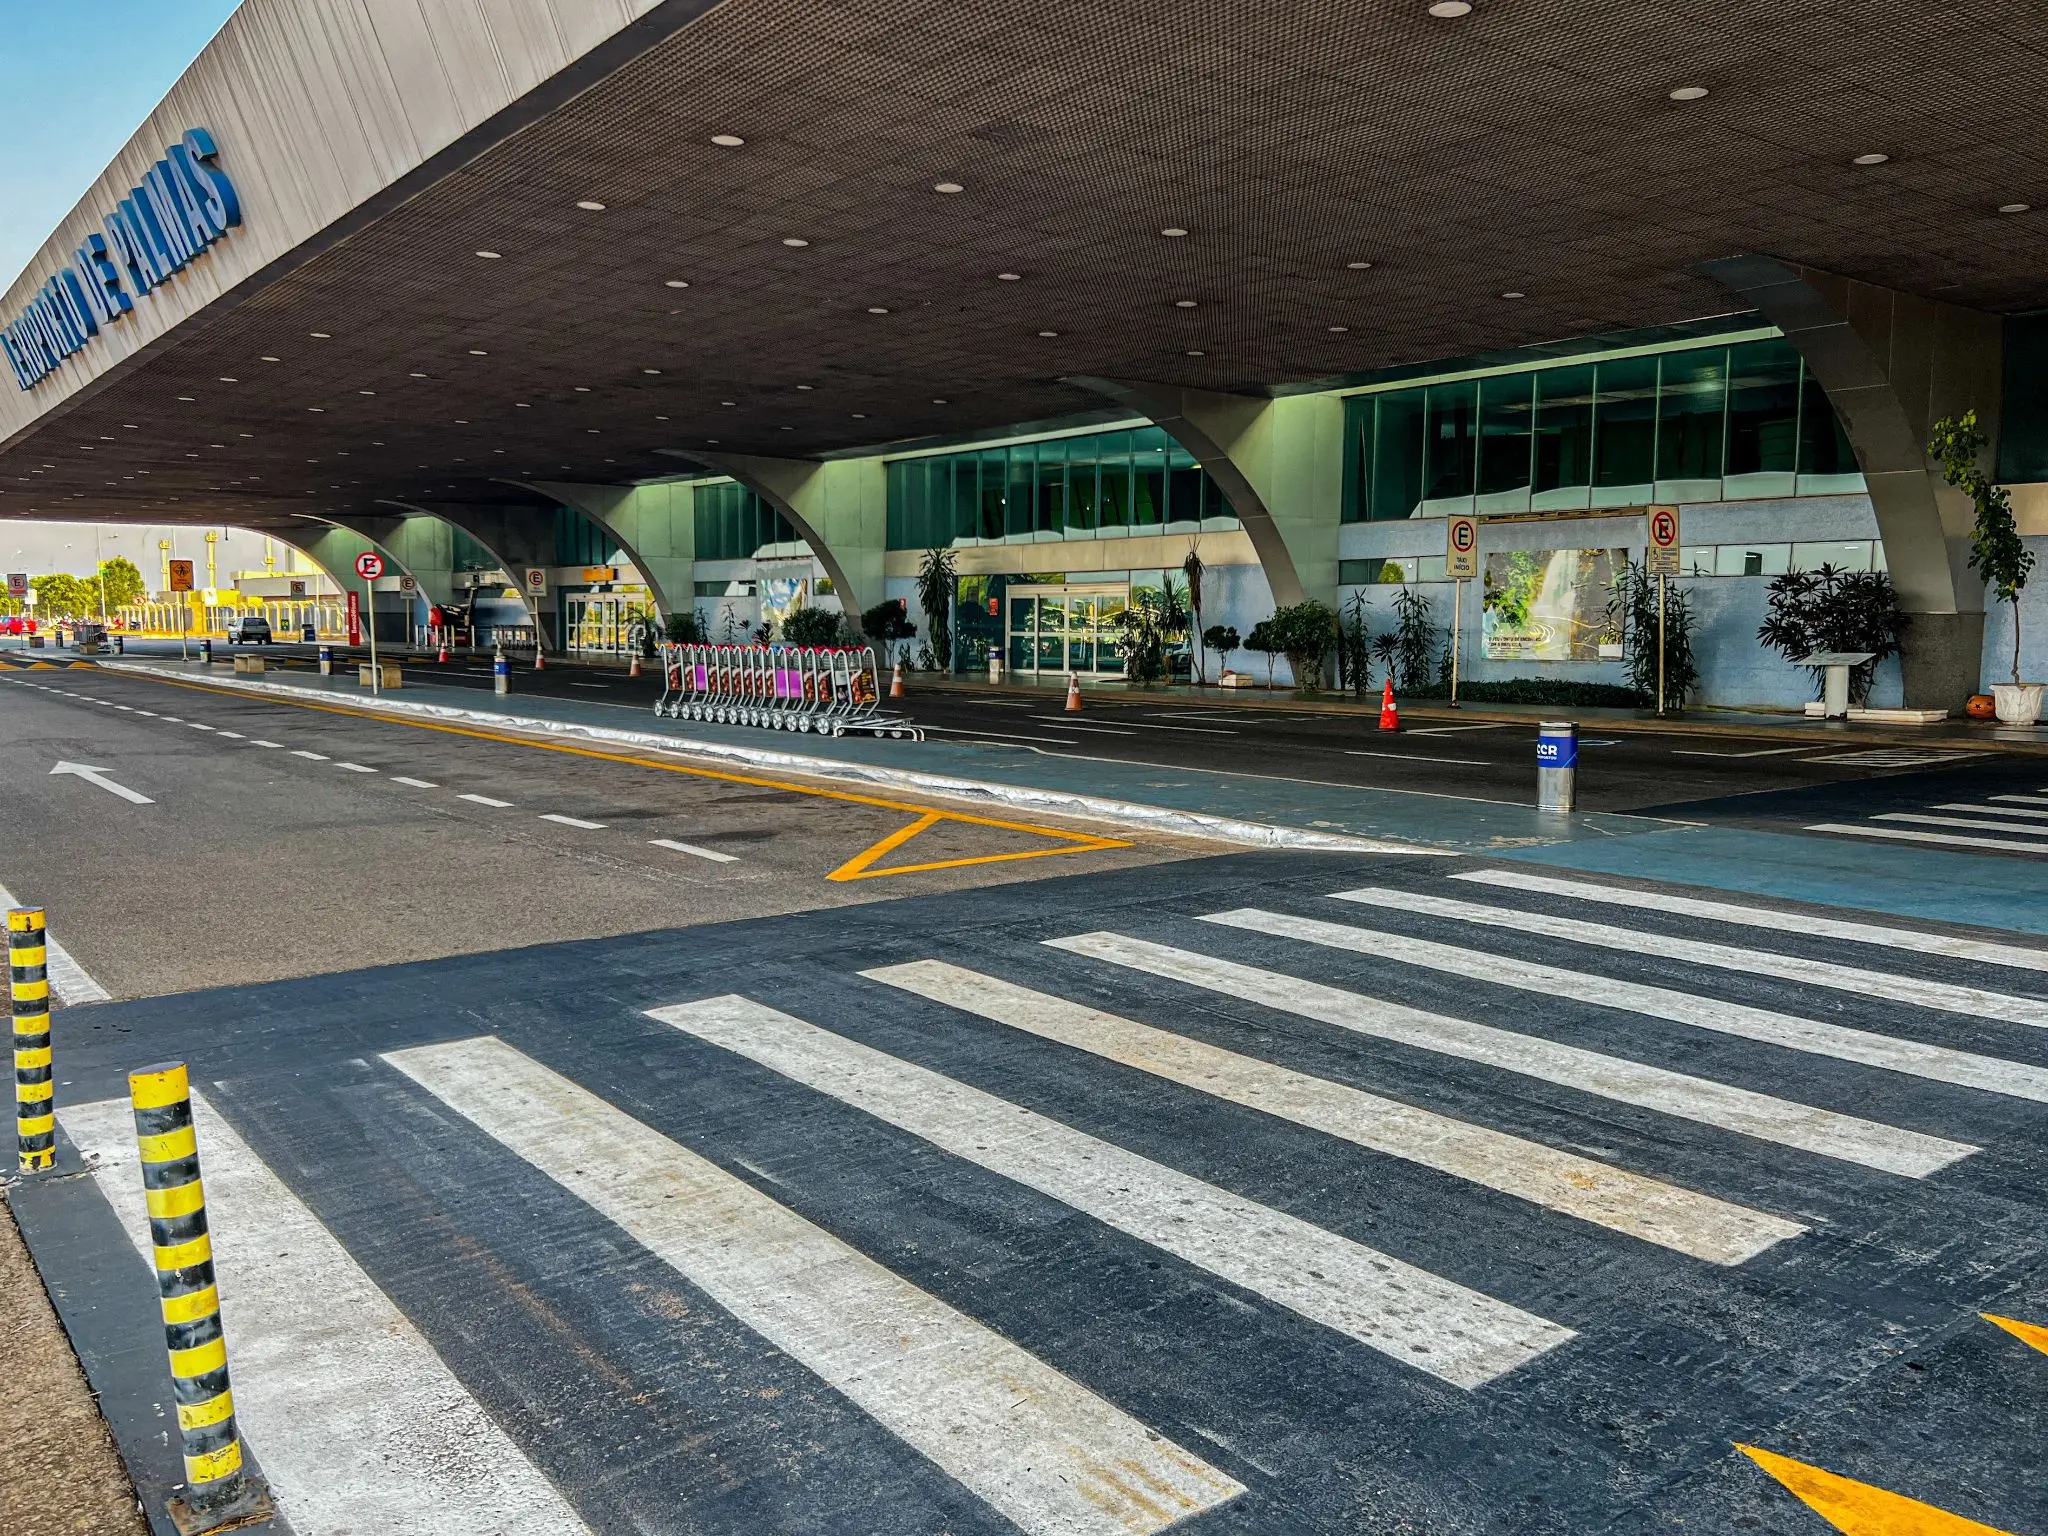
<box><xmin>566</xmin><ymin>592</ymin><xmax>629</xmax><ymax>655</ymax></box>
<box><xmin>1005</xmin><ymin>584</ymin><xmax>1128</xmax><ymax>678</ymax></box>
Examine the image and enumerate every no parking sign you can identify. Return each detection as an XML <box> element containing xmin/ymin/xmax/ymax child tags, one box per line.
<box><xmin>1446</xmin><ymin>515</ymin><xmax>1478</xmax><ymax>579</ymax></box>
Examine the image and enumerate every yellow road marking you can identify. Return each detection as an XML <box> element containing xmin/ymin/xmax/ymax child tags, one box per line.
<box><xmin>1983</xmin><ymin>1312</ymin><xmax>2048</xmax><ymax>1357</ymax></box>
<box><xmin>1738</xmin><ymin>1444</ymin><xmax>2018</xmax><ymax>1534</ymax></box>
<box><xmin>127</xmin><ymin>673</ymin><xmax>1136</xmax><ymax>879</ymax></box>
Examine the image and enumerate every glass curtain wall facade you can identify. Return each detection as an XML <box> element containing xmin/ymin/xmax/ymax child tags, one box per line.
<box><xmin>552</xmin><ymin>506</ymin><xmax>620</xmax><ymax>567</ymax></box>
<box><xmin>887</xmin><ymin>425</ymin><xmax>1235</xmax><ymax>549</ymax></box>
<box><xmin>694</xmin><ymin>480</ymin><xmax>797</xmax><ymax>561</ymax></box>
<box><xmin>1343</xmin><ymin>338</ymin><xmax>1862</xmax><ymax>521</ymax></box>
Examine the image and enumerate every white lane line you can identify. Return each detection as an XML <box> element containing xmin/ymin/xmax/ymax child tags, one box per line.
<box><xmin>112</xmin><ymin>704</ymin><xmax>134</xmax><ymax>711</ymax></box>
<box><xmin>1453</xmin><ymin>869</ymin><xmax>2048</xmax><ymax>975</ymax></box>
<box><xmin>1339</xmin><ymin>885</ymin><xmax>2048</xmax><ymax>1031</ymax></box>
<box><xmin>1202</xmin><ymin>908</ymin><xmax>2048</xmax><ymax>1107</ymax></box>
<box><xmin>158</xmin><ymin>715</ymin><xmax>181</xmax><ymax>722</ymax></box>
<box><xmin>1405</xmin><ymin>724</ymin><xmax>1513</xmax><ymax>736</ymax></box>
<box><xmin>1047</xmin><ymin>932</ymin><xmax>1973</xmax><ymax>1179</ymax></box>
<box><xmin>1345</xmin><ymin>749</ymin><xmax>1489</xmax><ymax>766</ymax></box>
<box><xmin>391</xmin><ymin>776</ymin><xmax>439</xmax><ymax>789</ymax></box>
<box><xmin>291</xmin><ymin>750</ymin><xmax>329</xmax><ymax>761</ymax></box>
<box><xmin>334</xmin><ymin>762</ymin><xmax>377</xmax><ymax>774</ymax></box>
<box><xmin>1935</xmin><ymin>802</ymin><xmax>2048</xmax><ymax>820</ymax></box>
<box><xmin>568</xmin><ymin>682</ymin><xmax>610</xmax><ymax>690</ymax></box>
<box><xmin>1670</xmin><ymin>745</ymin><xmax>1818</xmax><ymax>758</ymax></box>
<box><xmin>540</xmin><ymin>813</ymin><xmax>606</xmax><ymax>830</ymax></box>
<box><xmin>385</xmin><ymin>1036</ymin><xmax>1244</xmax><ymax>1534</ymax></box>
<box><xmin>215</xmin><ymin>730</ymin><xmax>244</xmax><ymax>739</ymax></box>
<box><xmin>649</xmin><ymin>838</ymin><xmax>738</xmax><ymax>863</ymax></box>
<box><xmin>921</xmin><ymin>725</ymin><xmax>1084</xmax><ymax>746</ymax></box>
<box><xmin>249</xmin><ymin>739</ymin><xmax>282</xmax><ymax>749</ymax></box>
<box><xmin>865</xmin><ymin>961</ymin><xmax>1800</xmax><ymax>1265</ymax></box>
<box><xmin>60</xmin><ymin>1093</ymin><xmax>592</xmax><ymax>1536</ymax></box>
<box><xmin>132</xmin><ymin>710</ymin><xmax>157</xmax><ymax>717</ymax></box>
<box><xmin>1029</xmin><ymin>718</ymin><xmax>1142</xmax><ymax>736</ymax></box>
<box><xmin>653</xmin><ymin>995</ymin><xmax>1570</xmax><ymax>1383</ymax></box>
<box><xmin>1991</xmin><ymin>794</ymin><xmax>2048</xmax><ymax>808</ymax></box>
<box><xmin>187</xmin><ymin>722</ymin><xmax>216</xmax><ymax>732</ymax></box>
<box><xmin>1807</xmin><ymin>822</ymin><xmax>2048</xmax><ymax>857</ymax></box>
<box><xmin>1096</xmin><ymin>720</ymin><xmax>1238</xmax><ymax>735</ymax></box>
<box><xmin>459</xmin><ymin>793</ymin><xmax>514</xmax><ymax>808</ymax></box>
<box><xmin>0</xmin><ymin>881</ymin><xmax>110</xmax><ymax>1005</ymax></box>
<box><xmin>1875</xmin><ymin>812</ymin><xmax>2048</xmax><ymax>837</ymax></box>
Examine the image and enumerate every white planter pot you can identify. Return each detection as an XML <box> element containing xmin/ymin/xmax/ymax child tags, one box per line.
<box><xmin>1993</xmin><ymin>683</ymin><xmax>2046</xmax><ymax>725</ymax></box>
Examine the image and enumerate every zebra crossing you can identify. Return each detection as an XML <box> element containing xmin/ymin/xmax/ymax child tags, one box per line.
<box><xmin>49</xmin><ymin>862</ymin><xmax>2048</xmax><ymax>1533</ymax></box>
<box><xmin>1809</xmin><ymin>779</ymin><xmax>2048</xmax><ymax>857</ymax></box>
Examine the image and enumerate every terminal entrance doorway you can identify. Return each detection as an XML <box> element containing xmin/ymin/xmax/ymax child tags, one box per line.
<box><xmin>565</xmin><ymin>590</ymin><xmax>643</xmax><ymax>656</ymax></box>
<box><xmin>1005</xmin><ymin>583</ymin><xmax>1128</xmax><ymax>678</ymax></box>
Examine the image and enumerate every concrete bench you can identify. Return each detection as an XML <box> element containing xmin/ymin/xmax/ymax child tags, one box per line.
<box><xmin>233</xmin><ymin>654</ymin><xmax>266</xmax><ymax>676</ymax></box>
<box><xmin>358</xmin><ymin>662</ymin><xmax>403</xmax><ymax>689</ymax></box>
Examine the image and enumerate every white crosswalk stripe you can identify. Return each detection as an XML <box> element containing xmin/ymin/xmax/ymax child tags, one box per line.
<box><xmin>1200</xmin><ymin>907</ymin><xmax>2048</xmax><ymax>1104</ymax></box>
<box><xmin>1808</xmin><ymin>821</ymin><xmax>2048</xmax><ymax>855</ymax></box>
<box><xmin>61</xmin><ymin>1093</ymin><xmax>590</xmax><ymax>1536</ymax></box>
<box><xmin>1450</xmin><ymin>869</ymin><xmax>2048</xmax><ymax>973</ymax></box>
<box><xmin>1933</xmin><ymin>802</ymin><xmax>2048</xmax><ymax>821</ymax></box>
<box><xmin>385</xmin><ymin>1035</ymin><xmax>1246</xmax><ymax>1535</ymax></box>
<box><xmin>650</xmin><ymin>994</ymin><xmax>1575</xmax><ymax>1383</ymax></box>
<box><xmin>864</xmin><ymin>959</ymin><xmax>1805</xmax><ymax>1264</ymax></box>
<box><xmin>1876</xmin><ymin>811</ymin><xmax>2048</xmax><ymax>836</ymax></box>
<box><xmin>1047</xmin><ymin>931</ymin><xmax>1974</xmax><ymax>1177</ymax></box>
<box><xmin>1332</xmin><ymin>885</ymin><xmax>2048</xmax><ymax>1030</ymax></box>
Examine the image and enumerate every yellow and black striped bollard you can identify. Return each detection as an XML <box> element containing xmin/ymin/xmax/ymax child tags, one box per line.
<box><xmin>10</xmin><ymin>907</ymin><xmax>54</xmax><ymax>1174</ymax></box>
<box><xmin>129</xmin><ymin>1063</ymin><xmax>270</xmax><ymax>1532</ymax></box>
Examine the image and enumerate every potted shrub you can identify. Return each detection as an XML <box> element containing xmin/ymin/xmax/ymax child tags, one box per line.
<box><xmin>1929</xmin><ymin>410</ymin><xmax>2039</xmax><ymax>723</ymax></box>
<box><xmin>1268</xmin><ymin>599</ymin><xmax>1338</xmax><ymax>695</ymax></box>
<box><xmin>1758</xmin><ymin>565</ymin><xmax>1907</xmax><ymax>708</ymax></box>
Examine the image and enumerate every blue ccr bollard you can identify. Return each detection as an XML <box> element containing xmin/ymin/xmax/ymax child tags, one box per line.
<box><xmin>1536</xmin><ymin>721</ymin><xmax>1578</xmax><ymax>812</ymax></box>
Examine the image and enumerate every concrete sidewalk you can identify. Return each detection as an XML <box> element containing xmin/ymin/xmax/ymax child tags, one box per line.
<box><xmin>96</xmin><ymin>655</ymin><xmax>2048</xmax><ymax>934</ymax></box>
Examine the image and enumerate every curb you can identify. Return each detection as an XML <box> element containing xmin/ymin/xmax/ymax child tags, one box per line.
<box><xmin>97</xmin><ymin>662</ymin><xmax>1447</xmax><ymax>858</ymax></box>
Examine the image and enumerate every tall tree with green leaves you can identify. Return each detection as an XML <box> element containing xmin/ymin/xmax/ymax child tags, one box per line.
<box><xmin>97</xmin><ymin>557</ymin><xmax>145</xmax><ymax>612</ymax></box>
<box><xmin>915</xmin><ymin>547</ymin><xmax>956</xmax><ymax>672</ymax></box>
<box><xmin>1929</xmin><ymin>409</ymin><xmax>2034</xmax><ymax>686</ymax></box>
<box><xmin>29</xmin><ymin>573</ymin><xmax>94</xmax><ymax>618</ymax></box>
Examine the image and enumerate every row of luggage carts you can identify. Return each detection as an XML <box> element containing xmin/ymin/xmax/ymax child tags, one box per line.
<box><xmin>655</xmin><ymin>643</ymin><xmax>924</xmax><ymax>739</ymax></box>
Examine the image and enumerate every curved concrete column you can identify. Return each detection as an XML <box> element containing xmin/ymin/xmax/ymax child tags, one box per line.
<box><xmin>508</xmin><ymin>479</ymin><xmax>690</xmax><ymax>622</ymax></box>
<box><xmin>1703</xmin><ymin>255</ymin><xmax>2004</xmax><ymax>704</ymax></box>
<box><xmin>325</xmin><ymin>512</ymin><xmax>457</xmax><ymax>610</ymax></box>
<box><xmin>1066</xmin><ymin>378</ymin><xmax>1328</xmax><ymax>607</ymax></box>
<box><xmin>381</xmin><ymin>499</ymin><xmax>558</xmax><ymax>649</ymax></box>
<box><xmin>689</xmin><ymin>454</ymin><xmax>883</xmax><ymax>630</ymax></box>
<box><xmin>273</xmin><ymin>515</ymin><xmax>444</xmax><ymax>637</ymax></box>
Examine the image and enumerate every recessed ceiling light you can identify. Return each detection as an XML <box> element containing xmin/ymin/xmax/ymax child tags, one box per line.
<box><xmin>721</xmin><ymin>400</ymin><xmax>736</xmax><ymax>406</ymax></box>
<box><xmin>260</xmin><ymin>355</ymin><xmax>281</xmax><ymax>362</ymax></box>
<box><xmin>1038</xmin><ymin>330</ymin><xmax>1060</xmax><ymax>337</ymax></box>
<box><xmin>468</xmin><ymin>349</ymin><xmax>488</xmax><ymax>356</ymax></box>
<box><xmin>656</xmin><ymin>414</ymin><xmax>670</xmax><ymax>420</ymax></box>
<box><xmin>665</xmin><ymin>279</ymin><xmax>691</xmax><ymax>288</ymax></box>
<box><xmin>932</xmin><ymin>398</ymin><xmax>947</xmax><ymax>404</ymax></box>
<box><xmin>310</xmin><ymin>332</ymin><xmax>331</xmax><ymax>338</ymax></box>
<box><xmin>796</xmin><ymin>384</ymin><xmax>814</xmax><ymax>391</ymax></box>
<box><xmin>409</xmin><ymin>371</ymin><xmax>428</xmax><ymax>378</ymax></box>
<box><xmin>574</xmin><ymin>386</ymin><xmax>591</xmax><ymax>392</ymax></box>
<box><xmin>867</xmin><ymin>306</ymin><xmax>890</xmax><ymax>314</ymax></box>
<box><xmin>1186</xmin><ymin>350</ymin><xmax>1206</xmax><ymax>357</ymax></box>
<box><xmin>934</xmin><ymin>181</ymin><xmax>964</xmax><ymax>194</ymax></box>
<box><xmin>1500</xmin><ymin>290</ymin><xmax>1526</xmax><ymax>299</ymax></box>
<box><xmin>576</xmin><ymin>200</ymin><xmax>607</xmax><ymax>211</ymax></box>
<box><xmin>475</xmin><ymin>250</ymin><xmax>502</xmax><ymax>259</ymax></box>
<box><xmin>782</xmin><ymin>237</ymin><xmax>811</xmax><ymax>247</ymax></box>
<box><xmin>643</xmin><ymin>368</ymin><xmax>662</xmax><ymax>375</ymax></box>
<box><xmin>1852</xmin><ymin>152</ymin><xmax>1890</xmax><ymax>166</ymax></box>
<box><xmin>998</xmin><ymin>272</ymin><xmax>1022</xmax><ymax>281</ymax></box>
<box><xmin>307</xmin><ymin>406</ymin><xmax>325</xmax><ymax>413</ymax></box>
<box><xmin>218</xmin><ymin>376</ymin><xmax>238</xmax><ymax>382</ymax></box>
<box><xmin>1427</xmin><ymin>0</ymin><xmax>1472</xmax><ymax>15</ymax></box>
<box><xmin>515</xmin><ymin>402</ymin><xmax>530</xmax><ymax>408</ymax></box>
<box><xmin>1668</xmin><ymin>85</ymin><xmax>1709</xmax><ymax>101</ymax></box>
<box><xmin>359</xmin><ymin>389</ymin><xmax>376</xmax><ymax>396</ymax></box>
<box><xmin>851</xmin><ymin>412</ymin><xmax>867</xmax><ymax>419</ymax></box>
<box><xmin>711</xmin><ymin>133</ymin><xmax>745</xmax><ymax>147</ymax></box>
<box><xmin>1999</xmin><ymin>202</ymin><xmax>2031</xmax><ymax>214</ymax></box>
<box><xmin>454</xmin><ymin>419</ymin><xmax>469</xmax><ymax>425</ymax></box>
<box><xmin>177</xmin><ymin>395</ymin><xmax>194</xmax><ymax>402</ymax></box>
<box><xmin>780</xmin><ymin>426</ymin><xmax>794</xmax><ymax>432</ymax></box>
<box><xmin>1174</xmin><ymin>299</ymin><xmax>1198</xmax><ymax>308</ymax></box>
<box><xmin>1347</xmin><ymin>261</ymin><xmax>1375</xmax><ymax>270</ymax></box>
<box><xmin>1160</xmin><ymin>227</ymin><xmax>1189</xmax><ymax>237</ymax></box>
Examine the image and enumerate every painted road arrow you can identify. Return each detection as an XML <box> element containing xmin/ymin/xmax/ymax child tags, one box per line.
<box><xmin>49</xmin><ymin>762</ymin><xmax>153</xmax><ymax>805</ymax></box>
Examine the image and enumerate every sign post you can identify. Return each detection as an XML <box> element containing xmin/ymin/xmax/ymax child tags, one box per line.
<box><xmin>1445</xmin><ymin>515</ymin><xmax>1478</xmax><ymax>709</ymax></box>
<box><xmin>354</xmin><ymin>552</ymin><xmax>385</xmax><ymax>694</ymax></box>
<box><xmin>1645</xmin><ymin>506</ymin><xmax>1681</xmax><ymax>717</ymax></box>
<box><xmin>168</xmin><ymin>560</ymin><xmax>195</xmax><ymax>662</ymax></box>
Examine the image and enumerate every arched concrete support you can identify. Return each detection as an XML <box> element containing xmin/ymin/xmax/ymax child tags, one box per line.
<box><xmin>1067</xmin><ymin>378</ymin><xmax>1343</xmax><ymax>608</ymax></box>
<box><xmin>381</xmin><ymin>500</ymin><xmax>558</xmax><ymax>649</ymax></box>
<box><xmin>510</xmin><ymin>479</ymin><xmax>691</xmax><ymax>623</ymax></box>
<box><xmin>1703</xmin><ymin>255</ymin><xmax>2004</xmax><ymax>705</ymax></box>
<box><xmin>689</xmin><ymin>454</ymin><xmax>884</xmax><ymax>630</ymax></box>
<box><xmin>281</xmin><ymin>516</ymin><xmax>443</xmax><ymax>640</ymax></box>
<box><xmin>327</xmin><ymin>512</ymin><xmax>459</xmax><ymax>612</ymax></box>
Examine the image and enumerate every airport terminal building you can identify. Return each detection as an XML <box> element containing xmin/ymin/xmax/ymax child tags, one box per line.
<box><xmin>3</xmin><ymin>0</ymin><xmax>2044</xmax><ymax>709</ymax></box>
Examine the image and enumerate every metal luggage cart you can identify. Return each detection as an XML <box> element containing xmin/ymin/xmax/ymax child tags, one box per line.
<box><xmin>652</xmin><ymin>642</ymin><xmax>922</xmax><ymax>739</ymax></box>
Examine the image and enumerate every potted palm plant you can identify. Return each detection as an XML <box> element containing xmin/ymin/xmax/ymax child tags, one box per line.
<box><xmin>1929</xmin><ymin>411</ymin><xmax>2039</xmax><ymax>723</ymax></box>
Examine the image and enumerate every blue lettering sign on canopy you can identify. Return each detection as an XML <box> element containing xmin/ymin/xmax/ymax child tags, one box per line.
<box><xmin>1</xmin><ymin>129</ymin><xmax>241</xmax><ymax>393</ymax></box>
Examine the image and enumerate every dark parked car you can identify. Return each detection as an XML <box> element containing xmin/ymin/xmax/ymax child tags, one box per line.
<box><xmin>225</xmin><ymin>614</ymin><xmax>273</xmax><ymax>644</ymax></box>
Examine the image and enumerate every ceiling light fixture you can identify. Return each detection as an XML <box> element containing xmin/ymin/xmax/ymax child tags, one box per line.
<box><xmin>665</xmin><ymin>279</ymin><xmax>691</xmax><ymax>288</ymax></box>
<box><xmin>867</xmin><ymin>306</ymin><xmax>890</xmax><ymax>314</ymax></box>
<box><xmin>782</xmin><ymin>237</ymin><xmax>811</xmax><ymax>247</ymax></box>
<box><xmin>359</xmin><ymin>390</ymin><xmax>376</xmax><ymax>396</ymax></box>
<box><xmin>932</xmin><ymin>398</ymin><xmax>947</xmax><ymax>404</ymax></box>
<box><xmin>468</xmin><ymin>349</ymin><xmax>488</xmax><ymax>356</ymax></box>
<box><xmin>1500</xmin><ymin>290</ymin><xmax>1526</xmax><ymax>298</ymax></box>
<box><xmin>796</xmin><ymin>384</ymin><xmax>814</xmax><ymax>391</ymax></box>
<box><xmin>1174</xmin><ymin>299</ymin><xmax>1198</xmax><ymax>308</ymax></box>
<box><xmin>721</xmin><ymin>400</ymin><xmax>736</xmax><ymax>406</ymax></box>
<box><xmin>1160</xmin><ymin>227</ymin><xmax>1189</xmax><ymax>237</ymax></box>
<box><xmin>307</xmin><ymin>406</ymin><xmax>325</xmax><ymax>413</ymax></box>
<box><xmin>1999</xmin><ymin>202</ymin><xmax>2031</xmax><ymax>214</ymax></box>
<box><xmin>260</xmin><ymin>355</ymin><xmax>280</xmax><ymax>362</ymax></box>
<box><xmin>177</xmin><ymin>395</ymin><xmax>194</xmax><ymax>402</ymax></box>
<box><xmin>997</xmin><ymin>272</ymin><xmax>1022</xmax><ymax>281</ymax></box>
<box><xmin>1427</xmin><ymin>0</ymin><xmax>1472</xmax><ymax>15</ymax></box>
<box><xmin>1038</xmin><ymin>330</ymin><xmax>1060</xmax><ymax>337</ymax></box>
<box><xmin>643</xmin><ymin>368</ymin><xmax>662</xmax><ymax>375</ymax></box>
<box><xmin>1186</xmin><ymin>350</ymin><xmax>1206</xmax><ymax>357</ymax></box>
<box><xmin>1852</xmin><ymin>152</ymin><xmax>1890</xmax><ymax>166</ymax></box>
<box><xmin>1668</xmin><ymin>85</ymin><xmax>1709</xmax><ymax>101</ymax></box>
<box><xmin>710</xmin><ymin>133</ymin><xmax>745</xmax><ymax>147</ymax></box>
<box><xmin>1347</xmin><ymin>261</ymin><xmax>1375</xmax><ymax>270</ymax></box>
<box><xmin>475</xmin><ymin>250</ymin><xmax>502</xmax><ymax>259</ymax></box>
<box><xmin>574</xmin><ymin>386</ymin><xmax>591</xmax><ymax>392</ymax></box>
<box><xmin>310</xmin><ymin>332</ymin><xmax>331</xmax><ymax>338</ymax></box>
<box><xmin>1327</xmin><ymin>325</ymin><xmax>1350</xmax><ymax>333</ymax></box>
<box><xmin>515</xmin><ymin>402</ymin><xmax>530</xmax><ymax>409</ymax></box>
<box><xmin>409</xmin><ymin>371</ymin><xmax>428</xmax><ymax>378</ymax></box>
<box><xmin>851</xmin><ymin>412</ymin><xmax>867</xmax><ymax>419</ymax></box>
<box><xmin>934</xmin><ymin>181</ymin><xmax>964</xmax><ymax>194</ymax></box>
<box><xmin>576</xmin><ymin>200</ymin><xmax>607</xmax><ymax>211</ymax></box>
<box><xmin>219</xmin><ymin>376</ymin><xmax>238</xmax><ymax>382</ymax></box>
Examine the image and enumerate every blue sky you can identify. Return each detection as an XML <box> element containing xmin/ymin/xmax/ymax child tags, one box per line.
<box><xmin>0</xmin><ymin>0</ymin><xmax>244</xmax><ymax>290</ymax></box>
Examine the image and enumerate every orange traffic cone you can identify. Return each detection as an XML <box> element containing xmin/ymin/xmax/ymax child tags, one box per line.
<box><xmin>890</xmin><ymin>661</ymin><xmax>905</xmax><ymax>698</ymax></box>
<box><xmin>1065</xmin><ymin>673</ymin><xmax>1082</xmax><ymax>712</ymax></box>
<box><xmin>436</xmin><ymin>629</ymin><xmax>449</xmax><ymax>663</ymax></box>
<box><xmin>534</xmin><ymin>647</ymin><xmax>546</xmax><ymax>671</ymax></box>
<box><xmin>1378</xmin><ymin>677</ymin><xmax>1399</xmax><ymax>731</ymax></box>
<box><xmin>628</xmin><ymin>651</ymin><xmax>642</xmax><ymax>679</ymax></box>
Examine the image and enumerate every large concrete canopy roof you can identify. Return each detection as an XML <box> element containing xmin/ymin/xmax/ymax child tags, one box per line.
<box><xmin>3</xmin><ymin>0</ymin><xmax>2044</xmax><ymax>531</ymax></box>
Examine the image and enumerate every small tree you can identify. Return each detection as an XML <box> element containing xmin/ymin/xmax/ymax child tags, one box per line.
<box><xmin>1757</xmin><ymin>565</ymin><xmax>1907</xmax><ymax>705</ymax></box>
<box><xmin>860</xmin><ymin>598</ymin><xmax>918</xmax><ymax>663</ymax></box>
<box><xmin>1930</xmin><ymin>409</ymin><xmax>2034</xmax><ymax>686</ymax></box>
<box><xmin>1181</xmin><ymin>547</ymin><xmax>1207</xmax><ymax>683</ymax></box>
<box><xmin>1336</xmin><ymin>591</ymin><xmax>1372</xmax><ymax>695</ymax></box>
<box><xmin>1268</xmin><ymin>600</ymin><xmax>1338</xmax><ymax>694</ymax></box>
<box><xmin>1244</xmin><ymin>619</ymin><xmax>1281</xmax><ymax>686</ymax></box>
<box><xmin>780</xmin><ymin>606</ymin><xmax>849</xmax><ymax>647</ymax></box>
<box><xmin>665</xmin><ymin>611</ymin><xmax>705</xmax><ymax>644</ymax></box>
<box><xmin>1203</xmin><ymin>623</ymin><xmax>1240</xmax><ymax>675</ymax></box>
<box><xmin>1388</xmin><ymin>585</ymin><xmax>1438</xmax><ymax>691</ymax></box>
<box><xmin>915</xmin><ymin>548</ymin><xmax>956</xmax><ymax>673</ymax></box>
<box><xmin>1114</xmin><ymin>586</ymin><xmax>1188</xmax><ymax>684</ymax></box>
<box><xmin>29</xmin><ymin>573</ymin><xmax>93</xmax><ymax>618</ymax></box>
<box><xmin>98</xmin><ymin>557</ymin><xmax>145</xmax><ymax>612</ymax></box>
<box><xmin>1609</xmin><ymin>562</ymin><xmax>1700</xmax><ymax>708</ymax></box>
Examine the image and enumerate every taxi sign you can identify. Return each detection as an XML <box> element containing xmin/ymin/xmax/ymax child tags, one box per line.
<box><xmin>523</xmin><ymin>568</ymin><xmax>548</xmax><ymax>595</ymax></box>
<box><xmin>1446</xmin><ymin>515</ymin><xmax>1479</xmax><ymax>580</ymax></box>
<box><xmin>1645</xmin><ymin>504</ymin><xmax>1681</xmax><ymax>576</ymax></box>
<box><xmin>167</xmin><ymin>560</ymin><xmax>195</xmax><ymax>593</ymax></box>
<box><xmin>354</xmin><ymin>552</ymin><xmax>385</xmax><ymax>581</ymax></box>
